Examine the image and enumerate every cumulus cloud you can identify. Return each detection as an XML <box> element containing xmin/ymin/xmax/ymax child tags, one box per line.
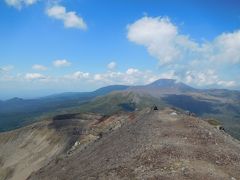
<box><xmin>107</xmin><ymin>61</ymin><xmax>117</xmax><ymax>70</ymax></box>
<box><xmin>184</xmin><ymin>70</ymin><xmax>236</xmax><ymax>88</ymax></box>
<box><xmin>1</xmin><ymin>66</ymin><xmax>238</xmax><ymax>90</ymax></box>
<box><xmin>65</xmin><ymin>71</ymin><xmax>90</xmax><ymax>80</ymax></box>
<box><xmin>25</xmin><ymin>73</ymin><xmax>46</xmax><ymax>80</ymax></box>
<box><xmin>127</xmin><ymin>16</ymin><xmax>240</xmax><ymax>65</ymax></box>
<box><xmin>208</xmin><ymin>30</ymin><xmax>240</xmax><ymax>63</ymax></box>
<box><xmin>92</xmin><ymin>68</ymin><xmax>162</xmax><ymax>85</ymax></box>
<box><xmin>46</xmin><ymin>5</ymin><xmax>87</xmax><ymax>30</ymax></box>
<box><xmin>5</xmin><ymin>0</ymin><xmax>38</xmax><ymax>9</ymax></box>
<box><xmin>127</xmin><ymin>16</ymin><xmax>240</xmax><ymax>88</ymax></box>
<box><xmin>127</xmin><ymin>16</ymin><xmax>197</xmax><ymax>64</ymax></box>
<box><xmin>32</xmin><ymin>64</ymin><xmax>47</xmax><ymax>71</ymax></box>
<box><xmin>20</xmin><ymin>67</ymin><xmax>237</xmax><ymax>89</ymax></box>
<box><xmin>126</xmin><ymin>68</ymin><xmax>139</xmax><ymax>75</ymax></box>
<box><xmin>53</xmin><ymin>59</ymin><xmax>71</xmax><ymax>67</ymax></box>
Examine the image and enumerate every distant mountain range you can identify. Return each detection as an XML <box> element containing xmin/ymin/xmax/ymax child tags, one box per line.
<box><xmin>0</xmin><ymin>79</ymin><xmax>240</xmax><ymax>139</ymax></box>
<box><xmin>0</xmin><ymin>85</ymin><xmax>129</xmax><ymax>132</ymax></box>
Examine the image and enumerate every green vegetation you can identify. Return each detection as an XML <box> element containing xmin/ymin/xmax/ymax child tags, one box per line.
<box><xmin>206</xmin><ymin>119</ymin><xmax>221</xmax><ymax>126</ymax></box>
<box><xmin>0</xmin><ymin>85</ymin><xmax>129</xmax><ymax>132</ymax></box>
<box><xmin>0</xmin><ymin>80</ymin><xmax>240</xmax><ymax>140</ymax></box>
<box><xmin>69</xmin><ymin>91</ymin><xmax>167</xmax><ymax>115</ymax></box>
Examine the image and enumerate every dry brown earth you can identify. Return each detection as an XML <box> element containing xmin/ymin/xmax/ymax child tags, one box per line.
<box><xmin>28</xmin><ymin>108</ymin><xmax>240</xmax><ymax>180</ymax></box>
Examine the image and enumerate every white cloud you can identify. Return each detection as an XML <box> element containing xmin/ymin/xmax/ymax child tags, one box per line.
<box><xmin>46</xmin><ymin>5</ymin><xmax>87</xmax><ymax>30</ymax></box>
<box><xmin>5</xmin><ymin>0</ymin><xmax>38</xmax><ymax>9</ymax></box>
<box><xmin>209</xmin><ymin>30</ymin><xmax>240</xmax><ymax>63</ymax></box>
<box><xmin>107</xmin><ymin>61</ymin><xmax>117</xmax><ymax>70</ymax></box>
<box><xmin>184</xmin><ymin>70</ymin><xmax>236</xmax><ymax>88</ymax></box>
<box><xmin>74</xmin><ymin>71</ymin><xmax>89</xmax><ymax>79</ymax></box>
<box><xmin>92</xmin><ymin>68</ymin><xmax>162</xmax><ymax>85</ymax></box>
<box><xmin>65</xmin><ymin>71</ymin><xmax>90</xmax><ymax>80</ymax></box>
<box><xmin>32</xmin><ymin>64</ymin><xmax>47</xmax><ymax>71</ymax></box>
<box><xmin>217</xmin><ymin>80</ymin><xmax>236</xmax><ymax>87</ymax></box>
<box><xmin>126</xmin><ymin>68</ymin><xmax>139</xmax><ymax>75</ymax></box>
<box><xmin>159</xmin><ymin>70</ymin><xmax>178</xmax><ymax>80</ymax></box>
<box><xmin>94</xmin><ymin>74</ymin><xmax>102</xmax><ymax>81</ymax></box>
<box><xmin>127</xmin><ymin>16</ymin><xmax>197</xmax><ymax>64</ymax></box>
<box><xmin>53</xmin><ymin>59</ymin><xmax>71</xmax><ymax>67</ymax></box>
<box><xmin>1</xmin><ymin>67</ymin><xmax>238</xmax><ymax>90</ymax></box>
<box><xmin>127</xmin><ymin>16</ymin><xmax>240</xmax><ymax>65</ymax></box>
<box><xmin>56</xmin><ymin>68</ymin><xmax>237</xmax><ymax>88</ymax></box>
<box><xmin>0</xmin><ymin>66</ymin><xmax>14</xmax><ymax>82</ymax></box>
<box><xmin>127</xmin><ymin>16</ymin><xmax>240</xmax><ymax>88</ymax></box>
<box><xmin>0</xmin><ymin>65</ymin><xmax>14</xmax><ymax>72</ymax></box>
<box><xmin>25</xmin><ymin>73</ymin><xmax>46</xmax><ymax>80</ymax></box>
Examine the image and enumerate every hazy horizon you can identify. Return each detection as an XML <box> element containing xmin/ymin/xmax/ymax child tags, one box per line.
<box><xmin>1</xmin><ymin>78</ymin><xmax>240</xmax><ymax>100</ymax></box>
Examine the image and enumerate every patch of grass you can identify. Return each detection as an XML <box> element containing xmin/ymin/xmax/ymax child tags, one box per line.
<box><xmin>206</xmin><ymin>119</ymin><xmax>221</xmax><ymax>126</ymax></box>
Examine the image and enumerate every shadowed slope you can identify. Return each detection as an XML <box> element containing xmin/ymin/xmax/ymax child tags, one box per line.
<box><xmin>0</xmin><ymin>113</ymin><xmax>103</xmax><ymax>180</ymax></box>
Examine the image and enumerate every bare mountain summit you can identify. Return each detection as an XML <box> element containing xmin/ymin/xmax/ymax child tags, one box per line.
<box><xmin>128</xmin><ymin>79</ymin><xmax>197</xmax><ymax>95</ymax></box>
<box><xmin>23</xmin><ymin>108</ymin><xmax>240</xmax><ymax>180</ymax></box>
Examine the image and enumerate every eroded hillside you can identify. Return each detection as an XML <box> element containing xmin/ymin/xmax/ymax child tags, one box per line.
<box><xmin>0</xmin><ymin>113</ymin><xmax>112</xmax><ymax>180</ymax></box>
<box><xmin>28</xmin><ymin>108</ymin><xmax>240</xmax><ymax>180</ymax></box>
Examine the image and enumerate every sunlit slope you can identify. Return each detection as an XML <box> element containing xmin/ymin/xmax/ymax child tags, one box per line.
<box><xmin>29</xmin><ymin>108</ymin><xmax>240</xmax><ymax>180</ymax></box>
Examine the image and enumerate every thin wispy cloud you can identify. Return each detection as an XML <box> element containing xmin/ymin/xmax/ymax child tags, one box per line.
<box><xmin>107</xmin><ymin>61</ymin><xmax>117</xmax><ymax>70</ymax></box>
<box><xmin>92</xmin><ymin>68</ymin><xmax>162</xmax><ymax>85</ymax></box>
<box><xmin>65</xmin><ymin>71</ymin><xmax>90</xmax><ymax>80</ymax></box>
<box><xmin>0</xmin><ymin>65</ymin><xmax>14</xmax><ymax>72</ymax></box>
<box><xmin>5</xmin><ymin>0</ymin><xmax>38</xmax><ymax>9</ymax></box>
<box><xmin>25</xmin><ymin>73</ymin><xmax>46</xmax><ymax>80</ymax></box>
<box><xmin>32</xmin><ymin>64</ymin><xmax>47</xmax><ymax>71</ymax></box>
<box><xmin>53</xmin><ymin>59</ymin><xmax>71</xmax><ymax>67</ymax></box>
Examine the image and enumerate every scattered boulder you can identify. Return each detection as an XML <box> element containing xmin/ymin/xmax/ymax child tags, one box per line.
<box><xmin>170</xmin><ymin>112</ymin><xmax>177</xmax><ymax>116</ymax></box>
<box><xmin>217</xmin><ymin>125</ymin><xmax>225</xmax><ymax>131</ymax></box>
<box><xmin>185</xmin><ymin>110</ymin><xmax>191</xmax><ymax>115</ymax></box>
<box><xmin>184</xmin><ymin>110</ymin><xmax>196</xmax><ymax>116</ymax></box>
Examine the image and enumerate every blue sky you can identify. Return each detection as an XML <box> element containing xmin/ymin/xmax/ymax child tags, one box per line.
<box><xmin>0</xmin><ymin>0</ymin><xmax>240</xmax><ymax>99</ymax></box>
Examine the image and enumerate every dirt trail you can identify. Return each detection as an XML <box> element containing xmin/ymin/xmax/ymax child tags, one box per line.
<box><xmin>29</xmin><ymin>109</ymin><xmax>240</xmax><ymax>180</ymax></box>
